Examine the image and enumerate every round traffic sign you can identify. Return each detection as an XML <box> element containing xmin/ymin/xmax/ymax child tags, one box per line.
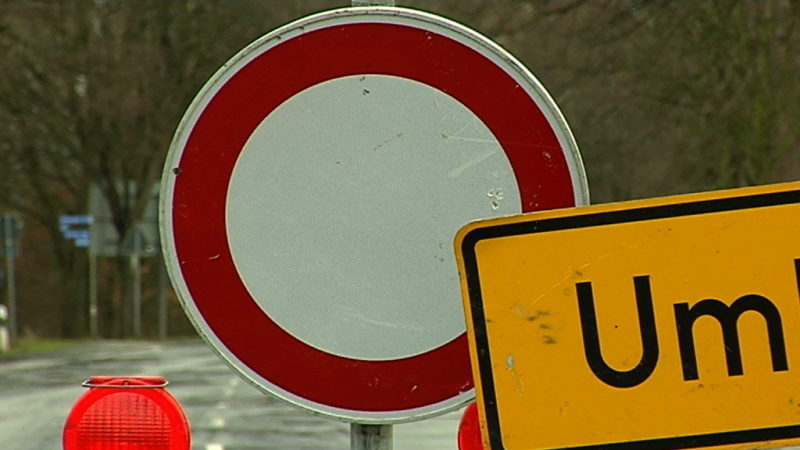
<box><xmin>160</xmin><ymin>6</ymin><xmax>588</xmax><ymax>423</ymax></box>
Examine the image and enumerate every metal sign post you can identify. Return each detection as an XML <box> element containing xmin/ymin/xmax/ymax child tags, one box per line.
<box><xmin>88</xmin><ymin>246</ymin><xmax>98</xmax><ymax>337</ymax></box>
<box><xmin>351</xmin><ymin>0</ymin><xmax>394</xmax><ymax>6</ymax></box>
<box><xmin>59</xmin><ymin>214</ymin><xmax>95</xmax><ymax>337</ymax></box>
<box><xmin>130</xmin><ymin>230</ymin><xmax>142</xmax><ymax>338</ymax></box>
<box><xmin>351</xmin><ymin>423</ymin><xmax>392</xmax><ymax>450</ymax></box>
<box><xmin>157</xmin><ymin>257</ymin><xmax>168</xmax><ymax>339</ymax></box>
<box><xmin>2</xmin><ymin>213</ymin><xmax>20</xmax><ymax>343</ymax></box>
<box><xmin>119</xmin><ymin>223</ymin><xmax>159</xmax><ymax>339</ymax></box>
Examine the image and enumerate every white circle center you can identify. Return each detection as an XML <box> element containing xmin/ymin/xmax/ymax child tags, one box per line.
<box><xmin>227</xmin><ymin>74</ymin><xmax>520</xmax><ymax>360</ymax></box>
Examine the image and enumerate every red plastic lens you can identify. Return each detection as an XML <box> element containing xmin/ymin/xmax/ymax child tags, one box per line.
<box><xmin>458</xmin><ymin>401</ymin><xmax>485</xmax><ymax>450</ymax></box>
<box><xmin>63</xmin><ymin>376</ymin><xmax>190</xmax><ymax>450</ymax></box>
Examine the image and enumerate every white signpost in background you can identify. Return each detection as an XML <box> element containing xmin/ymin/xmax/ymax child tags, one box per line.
<box><xmin>160</xmin><ymin>5</ymin><xmax>588</xmax><ymax>449</ymax></box>
<box><xmin>87</xmin><ymin>182</ymin><xmax>164</xmax><ymax>338</ymax></box>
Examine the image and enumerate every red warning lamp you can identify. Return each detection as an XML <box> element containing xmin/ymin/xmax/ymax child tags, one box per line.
<box><xmin>63</xmin><ymin>376</ymin><xmax>191</xmax><ymax>450</ymax></box>
<box><xmin>458</xmin><ymin>401</ymin><xmax>485</xmax><ymax>450</ymax></box>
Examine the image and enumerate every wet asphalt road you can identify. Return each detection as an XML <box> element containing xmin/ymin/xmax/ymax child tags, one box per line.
<box><xmin>0</xmin><ymin>339</ymin><xmax>463</xmax><ymax>449</ymax></box>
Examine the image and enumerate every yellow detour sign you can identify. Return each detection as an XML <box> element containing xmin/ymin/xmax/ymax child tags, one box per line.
<box><xmin>455</xmin><ymin>181</ymin><xmax>800</xmax><ymax>450</ymax></box>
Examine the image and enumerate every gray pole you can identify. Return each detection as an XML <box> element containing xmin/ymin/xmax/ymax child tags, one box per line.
<box><xmin>3</xmin><ymin>214</ymin><xmax>17</xmax><ymax>343</ymax></box>
<box><xmin>157</xmin><ymin>256</ymin><xmax>167</xmax><ymax>339</ymax></box>
<box><xmin>351</xmin><ymin>424</ymin><xmax>392</xmax><ymax>450</ymax></box>
<box><xmin>131</xmin><ymin>230</ymin><xmax>142</xmax><ymax>338</ymax></box>
<box><xmin>88</xmin><ymin>246</ymin><xmax>98</xmax><ymax>337</ymax></box>
<box><xmin>347</xmin><ymin>0</ymin><xmax>395</xmax><ymax>447</ymax></box>
<box><xmin>351</xmin><ymin>0</ymin><xmax>395</xmax><ymax>5</ymax></box>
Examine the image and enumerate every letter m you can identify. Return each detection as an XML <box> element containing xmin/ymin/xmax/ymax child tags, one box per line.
<box><xmin>673</xmin><ymin>295</ymin><xmax>788</xmax><ymax>381</ymax></box>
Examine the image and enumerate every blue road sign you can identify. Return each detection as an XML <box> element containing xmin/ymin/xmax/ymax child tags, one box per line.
<box><xmin>60</xmin><ymin>215</ymin><xmax>93</xmax><ymax>248</ymax></box>
<box><xmin>59</xmin><ymin>215</ymin><xmax>92</xmax><ymax>226</ymax></box>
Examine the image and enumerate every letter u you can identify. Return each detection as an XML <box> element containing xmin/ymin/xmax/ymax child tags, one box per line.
<box><xmin>576</xmin><ymin>276</ymin><xmax>659</xmax><ymax>388</ymax></box>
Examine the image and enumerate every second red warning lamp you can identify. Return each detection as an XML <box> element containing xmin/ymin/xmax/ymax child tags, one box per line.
<box><xmin>458</xmin><ymin>401</ymin><xmax>486</xmax><ymax>450</ymax></box>
<box><xmin>63</xmin><ymin>376</ymin><xmax>190</xmax><ymax>450</ymax></box>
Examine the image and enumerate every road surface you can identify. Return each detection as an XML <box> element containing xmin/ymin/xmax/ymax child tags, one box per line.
<box><xmin>0</xmin><ymin>339</ymin><xmax>464</xmax><ymax>449</ymax></box>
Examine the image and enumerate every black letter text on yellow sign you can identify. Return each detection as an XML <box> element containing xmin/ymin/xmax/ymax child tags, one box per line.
<box><xmin>456</xmin><ymin>181</ymin><xmax>800</xmax><ymax>450</ymax></box>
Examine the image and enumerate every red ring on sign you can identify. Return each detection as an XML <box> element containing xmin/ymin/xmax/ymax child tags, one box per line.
<box><xmin>172</xmin><ymin>22</ymin><xmax>576</xmax><ymax>412</ymax></box>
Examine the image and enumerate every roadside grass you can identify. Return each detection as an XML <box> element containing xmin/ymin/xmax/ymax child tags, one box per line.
<box><xmin>0</xmin><ymin>337</ymin><xmax>81</xmax><ymax>358</ymax></box>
